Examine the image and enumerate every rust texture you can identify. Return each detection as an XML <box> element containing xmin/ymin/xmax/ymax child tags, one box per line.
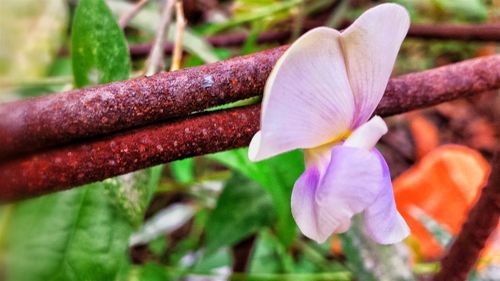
<box><xmin>1</xmin><ymin>54</ymin><xmax>499</xmax><ymax>202</ymax></box>
<box><xmin>129</xmin><ymin>23</ymin><xmax>500</xmax><ymax>58</ymax></box>
<box><xmin>432</xmin><ymin>152</ymin><xmax>500</xmax><ymax>281</ymax></box>
<box><xmin>0</xmin><ymin>46</ymin><xmax>287</xmax><ymax>160</ymax></box>
<box><xmin>1</xmin><ymin>48</ymin><xmax>499</xmax><ymax>161</ymax></box>
<box><xmin>0</xmin><ymin>105</ymin><xmax>261</xmax><ymax>202</ymax></box>
<box><xmin>379</xmin><ymin>54</ymin><xmax>500</xmax><ymax>117</ymax></box>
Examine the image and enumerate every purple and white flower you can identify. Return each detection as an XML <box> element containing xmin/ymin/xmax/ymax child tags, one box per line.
<box><xmin>248</xmin><ymin>4</ymin><xmax>411</xmax><ymax>244</ymax></box>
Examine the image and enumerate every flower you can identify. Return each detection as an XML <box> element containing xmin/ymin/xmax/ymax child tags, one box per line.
<box><xmin>248</xmin><ymin>3</ymin><xmax>411</xmax><ymax>244</ymax></box>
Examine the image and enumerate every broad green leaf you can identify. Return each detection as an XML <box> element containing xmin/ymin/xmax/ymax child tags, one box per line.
<box><xmin>104</xmin><ymin>166</ymin><xmax>164</xmax><ymax>227</ymax></box>
<box><xmin>170</xmin><ymin>159</ymin><xmax>195</xmax><ymax>184</ymax></box>
<box><xmin>249</xmin><ymin>230</ymin><xmax>295</xmax><ymax>274</ymax></box>
<box><xmin>208</xmin><ymin>148</ymin><xmax>304</xmax><ymax>246</ymax></box>
<box><xmin>71</xmin><ymin>0</ymin><xmax>130</xmax><ymax>87</ymax></box>
<box><xmin>0</xmin><ymin>0</ymin><xmax>68</xmax><ymax>80</ymax></box>
<box><xmin>5</xmin><ymin>184</ymin><xmax>133</xmax><ymax>281</ymax></box>
<box><xmin>136</xmin><ymin>262</ymin><xmax>170</xmax><ymax>281</ymax></box>
<box><xmin>340</xmin><ymin>216</ymin><xmax>415</xmax><ymax>281</ymax></box>
<box><xmin>204</xmin><ymin>173</ymin><xmax>276</xmax><ymax>253</ymax></box>
<box><xmin>107</xmin><ymin>0</ymin><xmax>219</xmax><ymax>63</ymax></box>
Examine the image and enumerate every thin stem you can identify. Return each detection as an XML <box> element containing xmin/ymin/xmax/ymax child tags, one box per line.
<box><xmin>118</xmin><ymin>0</ymin><xmax>150</xmax><ymax>29</ymax></box>
<box><xmin>144</xmin><ymin>0</ymin><xmax>176</xmax><ymax>76</ymax></box>
<box><xmin>170</xmin><ymin>0</ymin><xmax>186</xmax><ymax>72</ymax></box>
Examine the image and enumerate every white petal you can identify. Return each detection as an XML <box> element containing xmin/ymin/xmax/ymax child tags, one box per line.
<box><xmin>363</xmin><ymin>149</ymin><xmax>410</xmax><ymax>244</ymax></box>
<box><xmin>249</xmin><ymin>27</ymin><xmax>355</xmax><ymax>161</ymax></box>
<box><xmin>343</xmin><ymin>115</ymin><xmax>388</xmax><ymax>150</ymax></box>
<box><xmin>292</xmin><ymin>145</ymin><xmax>384</xmax><ymax>243</ymax></box>
<box><xmin>340</xmin><ymin>3</ymin><xmax>410</xmax><ymax>126</ymax></box>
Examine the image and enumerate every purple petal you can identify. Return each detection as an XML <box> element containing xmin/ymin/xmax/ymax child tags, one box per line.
<box><xmin>363</xmin><ymin>149</ymin><xmax>410</xmax><ymax>244</ymax></box>
<box><xmin>340</xmin><ymin>4</ymin><xmax>410</xmax><ymax>126</ymax></box>
<box><xmin>292</xmin><ymin>145</ymin><xmax>385</xmax><ymax>243</ymax></box>
<box><xmin>249</xmin><ymin>27</ymin><xmax>354</xmax><ymax>161</ymax></box>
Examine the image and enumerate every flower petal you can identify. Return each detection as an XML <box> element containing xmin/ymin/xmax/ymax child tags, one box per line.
<box><xmin>343</xmin><ymin>115</ymin><xmax>388</xmax><ymax>150</ymax></box>
<box><xmin>340</xmin><ymin>3</ymin><xmax>410</xmax><ymax>126</ymax></box>
<box><xmin>363</xmin><ymin>149</ymin><xmax>410</xmax><ymax>244</ymax></box>
<box><xmin>249</xmin><ymin>27</ymin><xmax>355</xmax><ymax>161</ymax></box>
<box><xmin>292</xmin><ymin>145</ymin><xmax>384</xmax><ymax>243</ymax></box>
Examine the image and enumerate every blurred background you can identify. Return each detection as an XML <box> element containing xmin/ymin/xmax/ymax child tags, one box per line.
<box><xmin>0</xmin><ymin>0</ymin><xmax>499</xmax><ymax>280</ymax></box>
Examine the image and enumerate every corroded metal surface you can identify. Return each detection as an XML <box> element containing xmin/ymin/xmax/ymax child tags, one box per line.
<box><xmin>380</xmin><ymin>54</ymin><xmax>500</xmax><ymax>116</ymax></box>
<box><xmin>0</xmin><ymin>46</ymin><xmax>287</xmax><ymax>159</ymax></box>
<box><xmin>0</xmin><ymin>105</ymin><xmax>261</xmax><ymax>202</ymax></box>
<box><xmin>0</xmin><ymin>55</ymin><xmax>499</xmax><ymax>202</ymax></box>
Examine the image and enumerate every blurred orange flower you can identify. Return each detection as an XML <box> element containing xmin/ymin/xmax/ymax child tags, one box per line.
<box><xmin>394</xmin><ymin>145</ymin><xmax>492</xmax><ymax>259</ymax></box>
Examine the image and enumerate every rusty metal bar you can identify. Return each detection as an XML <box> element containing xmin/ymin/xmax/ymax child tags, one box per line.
<box><xmin>129</xmin><ymin>23</ymin><xmax>500</xmax><ymax>58</ymax></box>
<box><xmin>432</xmin><ymin>152</ymin><xmax>500</xmax><ymax>281</ymax></box>
<box><xmin>1</xmin><ymin>54</ymin><xmax>500</xmax><ymax>202</ymax></box>
<box><xmin>1</xmin><ymin>49</ymin><xmax>499</xmax><ymax>161</ymax></box>
<box><xmin>0</xmin><ymin>46</ymin><xmax>286</xmax><ymax>160</ymax></box>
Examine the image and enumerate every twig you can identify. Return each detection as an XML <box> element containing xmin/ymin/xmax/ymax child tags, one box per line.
<box><xmin>144</xmin><ymin>0</ymin><xmax>176</xmax><ymax>76</ymax></box>
<box><xmin>128</xmin><ymin>23</ymin><xmax>500</xmax><ymax>58</ymax></box>
<box><xmin>170</xmin><ymin>0</ymin><xmax>186</xmax><ymax>71</ymax></box>
<box><xmin>118</xmin><ymin>0</ymin><xmax>150</xmax><ymax>29</ymax></box>
<box><xmin>1</xmin><ymin>55</ymin><xmax>499</xmax><ymax>202</ymax></box>
<box><xmin>432</xmin><ymin>152</ymin><xmax>500</xmax><ymax>281</ymax></box>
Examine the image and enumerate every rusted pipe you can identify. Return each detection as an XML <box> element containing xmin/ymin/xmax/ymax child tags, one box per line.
<box><xmin>1</xmin><ymin>55</ymin><xmax>500</xmax><ymax>202</ymax></box>
<box><xmin>1</xmin><ymin>50</ymin><xmax>499</xmax><ymax>161</ymax></box>
<box><xmin>432</xmin><ymin>152</ymin><xmax>500</xmax><ymax>281</ymax></box>
<box><xmin>0</xmin><ymin>46</ymin><xmax>287</xmax><ymax>160</ymax></box>
<box><xmin>0</xmin><ymin>105</ymin><xmax>261</xmax><ymax>202</ymax></box>
<box><xmin>129</xmin><ymin>23</ymin><xmax>500</xmax><ymax>58</ymax></box>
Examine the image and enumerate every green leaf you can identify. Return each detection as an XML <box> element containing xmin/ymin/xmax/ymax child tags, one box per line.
<box><xmin>5</xmin><ymin>183</ymin><xmax>133</xmax><ymax>281</ymax></box>
<box><xmin>136</xmin><ymin>262</ymin><xmax>170</xmax><ymax>281</ymax></box>
<box><xmin>170</xmin><ymin>159</ymin><xmax>194</xmax><ymax>184</ymax></box>
<box><xmin>71</xmin><ymin>0</ymin><xmax>130</xmax><ymax>87</ymax></box>
<box><xmin>204</xmin><ymin>173</ymin><xmax>276</xmax><ymax>253</ymax></box>
<box><xmin>208</xmin><ymin>148</ymin><xmax>304</xmax><ymax>246</ymax></box>
<box><xmin>104</xmin><ymin>166</ymin><xmax>164</xmax><ymax>227</ymax></box>
<box><xmin>0</xmin><ymin>0</ymin><xmax>68</xmax><ymax>80</ymax></box>
<box><xmin>249</xmin><ymin>230</ymin><xmax>295</xmax><ymax>274</ymax></box>
<box><xmin>107</xmin><ymin>0</ymin><xmax>219</xmax><ymax>63</ymax></box>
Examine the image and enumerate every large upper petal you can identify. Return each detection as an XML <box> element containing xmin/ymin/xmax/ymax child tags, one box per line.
<box><xmin>363</xmin><ymin>149</ymin><xmax>410</xmax><ymax>244</ymax></box>
<box><xmin>292</xmin><ymin>145</ymin><xmax>384</xmax><ymax>243</ymax></box>
<box><xmin>340</xmin><ymin>3</ymin><xmax>410</xmax><ymax>126</ymax></box>
<box><xmin>249</xmin><ymin>27</ymin><xmax>355</xmax><ymax>161</ymax></box>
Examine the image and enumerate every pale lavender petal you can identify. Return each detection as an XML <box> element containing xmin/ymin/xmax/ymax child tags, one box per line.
<box><xmin>291</xmin><ymin>166</ymin><xmax>322</xmax><ymax>242</ymax></box>
<box><xmin>340</xmin><ymin>3</ymin><xmax>410</xmax><ymax>126</ymax></box>
<box><xmin>363</xmin><ymin>149</ymin><xmax>410</xmax><ymax>244</ymax></box>
<box><xmin>292</xmin><ymin>145</ymin><xmax>385</xmax><ymax>243</ymax></box>
<box><xmin>343</xmin><ymin>116</ymin><xmax>388</xmax><ymax>150</ymax></box>
<box><xmin>249</xmin><ymin>27</ymin><xmax>355</xmax><ymax>161</ymax></box>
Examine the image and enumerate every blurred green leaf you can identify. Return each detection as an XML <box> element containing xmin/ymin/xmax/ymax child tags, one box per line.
<box><xmin>5</xmin><ymin>184</ymin><xmax>133</xmax><ymax>281</ymax></box>
<box><xmin>71</xmin><ymin>0</ymin><xmax>130</xmax><ymax>87</ymax></box>
<box><xmin>431</xmin><ymin>0</ymin><xmax>487</xmax><ymax>22</ymax></box>
<box><xmin>0</xmin><ymin>0</ymin><xmax>68</xmax><ymax>80</ymax></box>
<box><xmin>205</xmin><ymin>173</ymin><xmax>275</xmax><ymax>253</ymax></box>
<box><xmin>208</xmin><ymin>148</ymin><xmax>303</xmax><ymax>247</ymax></box>
<box><xmin>170</xmin><ymin>159</ymin><xmax>195</xmax><ymax>184</ymax></box>
<box><xmin>341</xmin><ymin>217</ymin><xmax>415</xmax><ymax>281</ymax></box>
<box><xmin>104</xmin><ymin>166</ymin><xmax>164</xmax><ymax>227</ymax></box>
<box><xmin>249</xmin><ymin>230</ymin><xmax>295</xmax><ymax>274</ymax></box>
<box><xmin>107</xmin><ymin>0</ymin><xmax>219</xmax><ymax>63</ymax></box>
<box><xmin>136</xmin><ymin>262</ymin><xmax>170</xmax><ymax>281</ymax></box>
